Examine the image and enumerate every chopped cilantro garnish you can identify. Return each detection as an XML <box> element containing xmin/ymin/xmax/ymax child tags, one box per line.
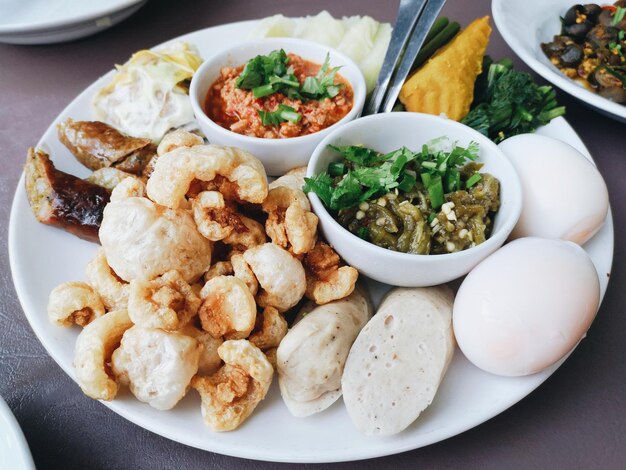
<box><xmin>236</xmin><ymin>50</ymin><xmax>343</xmax><ymax>102</ymax></box>
<box><xmin>257</xmin><ymin>104</ymin><xmax>301</xmax><ymax>126</ymax></box>
<box><xmin>303</xmin><ymin>138</ymin><xmax>481</xmax><ymax>211</ymax></box>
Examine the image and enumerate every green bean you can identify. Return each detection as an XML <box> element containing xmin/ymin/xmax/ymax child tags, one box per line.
<box><xmin>412</xmin><ymin>21</ymin><xmax>461</xmax><ymax>71</ymax></box>
<box><xmin>424</xmin><ymin>17</ymin><xmax>449</xmax><ymax>45</ymax></box>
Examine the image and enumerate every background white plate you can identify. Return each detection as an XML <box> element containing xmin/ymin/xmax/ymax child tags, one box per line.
<box><xmin>492</xmin><ymin>0</ymin><xmax>626</xmax><ymax>123</ymax></box>
<box><xmin>0</xmin><ymin>0</ymin><xmax>147</xmax><ymax>45</ymax></box>
<box><xmin>8</xmin><ymin>20</ymin><xmax>614</xmax><ymax>463</ymax></box>
<box><xmin>0</xmin><ymin>396</ymin><xmax>35</xmax><ymax>470</ymax></box>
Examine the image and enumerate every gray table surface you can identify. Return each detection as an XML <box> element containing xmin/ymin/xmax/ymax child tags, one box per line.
<box><xmin>1</xmin><ymin>0</ymin><xmax>625</xmax><ymax>468</ymax></box>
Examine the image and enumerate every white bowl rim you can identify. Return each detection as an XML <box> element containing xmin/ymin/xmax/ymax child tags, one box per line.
<box><xmin>189</xmin><ymin>37</ymin><xmax>367</xmax><ymax>146</ymax></box>
<box><xmin>306</xmin><ymin>112</ymin><xmax>523</xmax><ymax>263</ymax></box>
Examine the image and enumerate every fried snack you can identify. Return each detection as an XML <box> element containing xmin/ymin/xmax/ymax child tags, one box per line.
<box><xmin>180</xmin><ymin>325</ymin><xmax>223</xmax><ymax>376</ymax></box>
<box><xmin>262</xmin><ymin>187</ymin><xmax>318</xmax><ymax>255</ymax></box>
<box><xmin>268</xmin><ymin>166</ymin><xmax>307</xmax><ymax>192</ymax></box>
<box><xmin>128</xmin><ymin>270</ymin><xmax>200</xmax><ymax>331</ymax></box>
<box><xmin>111</xmin><ymin>326</ymin><xmax>202</xmax><ymax>410</ymax></box>
<box><xmin>146</xmin><ymin>144</ymin><xmax>268</xmax><ymax>209</ymax></box>
<box><xmin>191</xmin><ymin>340</ymin><xmax>273</xmax><ymax>432</ymax></box>
<box><xmin>109</xmin><ymin>177</ymin><xmax>146</xmax><ymax>202</ymax></box>
<box><xmin>57</xmin><ymin>118</ymin><xmax>156</xmax><ymax>174</ymax></box>
<box><xmin>230</xmin><ymin>253</ymin><xmax>258</xmax><ymax>296</ymax></box>
<box><xmin>199</xmin><ymin>276</ymin><xmax>257</xmax><ymax>340</ymax></box>
<box><xmin>399</xmin><ymin>16</ymin><xmax>492</xmax><ymax>121</ymax></box>
<box><xmin>204</xmin><ymin>261</ymin><xmax>234</xmax><ymax>282</ymax></box>
<box><xmin>24</xmin><ymin>148</ymin><xmax>110</xmax><ymax>242</ymax></box>
<box><xmin>248</xmin><ymin>306</ymin><xmax>287</xmax><ymax>351</ymax></box>
<box><xmin>74</xmin><ymin>309</ymin><xmax>133</xmax><ymax>400</ymax></box>
<box><xmin>303</xmin><ymin>241</ymin><xmax>358</xmax><ymax>304</ymax></box>
<box><xmin>264</xmin><ymin>347</ymin><xmax>278</xmax><ymax>370</ymax></box>
<box><xmin>47</xmin><ymin>281</ymin><xmax>105</xmax><ymax>327</ymax></box>
<box><xmin>242</xmin><ymin>243</ymin><xmax>306</xmax><ymax>312</ymax></box>
<box><xmin>99</xmin><ymin>196</ymin><xmax>212</xmax><ymax>282</ymax></box>
<box><xmin>222</xmin><ymin>215</ymin><xmax>267</xmax><ymax>251</ymax></box>
<box><xmin>192</xmin><ymin>191</ymin><xmax>247</xmax><ymax>241</ymax></box>
<box><xmin>85</xmin><ymin>249</ymin><xmax>130</xmax><ymax>311</ymax></box>
<box><xmin>157</xmin><ymin>128</ymin><xmax>204</xmax><ymax>156</ymax></box>
<box><xmin>86</xmin><ymin>168</ymin><xmax>144</xmax><ymax>192</ymax></box>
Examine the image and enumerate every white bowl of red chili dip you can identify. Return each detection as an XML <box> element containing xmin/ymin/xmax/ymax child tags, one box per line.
<box><xmin>190</xmin><ymin>38</ymin><xmax>366</xmax><ymax>175</ymax></box>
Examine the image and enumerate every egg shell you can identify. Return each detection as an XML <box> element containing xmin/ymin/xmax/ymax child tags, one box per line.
<box><xmin>453</xmin><ymin>237</ymin><xmax>600</xmax><ymax>377</ymax></box>
<box><xmin>498</xmin><ymin>134</ymin><xmax>608</xmax><ymax>245</ymax></box>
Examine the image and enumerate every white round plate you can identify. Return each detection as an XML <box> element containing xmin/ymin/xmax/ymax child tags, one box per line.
<box><xmin>0</xmin><ymin>396</ymin><xmax>35</xmax><ymax>470</ymax></box>
<box><xmin>0</xmin><ymin>0</ymin><xmax>147</xmax><ymax>45</ymax></box>
<box><xmin>492</xmin><ymin>0</ymin><xmax>626</xmax><ymax>123</ymax></box>
<box><xmin>8</xmin><ymin>19</ymin><xmax>614</xmax><ymax>463</ymax></box>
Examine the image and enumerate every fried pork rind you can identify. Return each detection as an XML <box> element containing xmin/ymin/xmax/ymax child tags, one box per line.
<box><xmin>230</xmin><ymin>252</ymin><xmax>259</xmax><ymax>296</ymax></box>
<box><xmin>222</xmin><ymin>215</ymin><xmax>267</xmax><ymax>251</ymax></box>
<box><xmin>199</xmin><ymin>276</ymin><xmax>257</xmax><ymax>340</ymax></box>
<box><xmin>157</xmin><ymin>128</ymin><xmax>204</xmax><ymax>156</ymax></box>
<box><xmin>146</xmin><ymin>144</ymin><xmax>268</xmax><ymax>209</ymax></box>
<box><xmin>399</xmin><ymin>16</ymin><xmax>492</xmax><ymax>121</ymax></box>
<box><xmin>262</xmin><ymin>187</ymin><xmax>318</xmax><ymax>255</ymax></box>
<box><xmin>99</xmin><ymin>196</ymin><xmax>212</xmax><ymax>282</ymax></box>
<box><xmin>242</xmin><ymin>243</ymin><xmax>306</xmax><ymax>312</ymax></box>
<box><xmin>128</xmin><ymin>270</ymin><xmax>200</xmax><ymax>331</ymax></box>
<box><xmin>192</xmin><ymin>191</ymin><xmax>247</xmax><ymax>241</ymax></box>
<box><xmin>191</xmin><ymin>339</ymin><xmax>273</xmax><ymax>432</ymax></box>
<box><xmin>268</xmin><ymin>166</ymin><xmax>307</xmax><ymax>192</ymax></box>
<box><xmin>204</xmin><ymin>261</ymin><xmax>234</xmax><ymax>282</ymax></box>
<box><xmin>277</xmin><ymin>288</ymin><xmax>372</xmax><ymax>417</ymax></box>
<box><xmin>86</xmin><ymin>249</ymin><xmax>130</xmax><ymax>311</ymax></box>
<box><xmin>86</xmin><ymin>168</ymin><xmax>144</xmax><ymax>192</ymax></box>
<box><xmin>57</xmin><ymin>119</ymin><xmax>156</xmax><ymax>174</ymax></box>
<box><xmin>47</xmin><ymin>281</ymin><xmax>105</xmax><ymax>327</ymax></box>
<box><xmin>109</xmin><ymin>176</ymin><xmax>146</xmax><ymax>202</ymax></box>
<box><xmin>180</xmin><ymin>325</ymin><xmax>223</xmax><ymax>376</ymax></box>
<box><xmin>304</xmin><ymin>241</ymin><xmax>358</xmax><ymax>304</ymax></box>
<box><xmin>249</xmin><ymin>306</ymin><xmax>287</xmax><ymax>351</ymax></box>
<box><xmin>111</xmin><ymin>326</ymin><xmax>201</xmax><ymax>410</ymax></box>
<box><xmin>74</xmin><ymin>309</ymin><xmax>133</xmax><ymax>400</ymax></box>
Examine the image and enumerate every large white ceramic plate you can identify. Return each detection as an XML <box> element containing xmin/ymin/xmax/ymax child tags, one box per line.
<box><xmin>8</xmin><ymin>19</ymin><xmax>614</xmax><ymax>463</ymax></box>
<box><xmin>0</xmin><ymin>396</ymin><xmax>36</xmax><ymax>470</ymax></box>
<box><xmin>492</xmin><ymin>0</ymin><xmax>626</xmax><ymax>123</ymax></box>
<box><xmin>0</xmin><ymin>0</ymin><xmax>148</xmax><ymax>45</ymax></box>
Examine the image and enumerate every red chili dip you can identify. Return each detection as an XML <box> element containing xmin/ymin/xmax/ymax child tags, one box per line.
<box><xmin>205</xmin><ymin>53</ymin><xmax>354</xmax><ymax>139</ymax></box>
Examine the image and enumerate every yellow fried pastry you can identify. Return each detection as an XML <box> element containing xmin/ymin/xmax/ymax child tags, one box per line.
<box><xmin>399</xmin><ymin>16</ymin><xmax>492</xmax><ymax>121</ymax></box>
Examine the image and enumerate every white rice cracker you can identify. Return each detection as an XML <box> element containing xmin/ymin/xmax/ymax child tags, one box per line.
<box><xmin>342</xmin><ymin>285</ymin><xmax>455</xmax><ymax>435</ymax></box>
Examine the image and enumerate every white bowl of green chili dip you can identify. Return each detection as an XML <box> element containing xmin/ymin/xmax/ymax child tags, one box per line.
<box><xmin>305</xmin><ymin>112</ymin><xmax>522</xmax><ymax>287</ymax></box>
<box><xmin>190</xmin><ymin>38</ymin><xmax>366</xmax><ymax>176</ymax></box>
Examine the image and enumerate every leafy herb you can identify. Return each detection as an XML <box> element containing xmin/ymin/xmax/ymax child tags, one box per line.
<box><xmin>462</xmin><ymin>56</ymin><xmax>566</xmax><ymax>143</ymax></box>
<box><xmin>303</xmin><ymin>138</ymin><xmax>481</xmax><ymax>211</ymax></box>
<box><xmin>612</xmin><ymin>6</ymin><xmax>626</xmax><ymax>26</ymax></box>
<box><xmin>236</xmin><ymin>50</ymin><xmax>343</xmax><ymax>103</ymax></box>
<box><xmin>257</xmin><ymin>104</ymin><xmax>302</xmax><ymax>126</ymax></box>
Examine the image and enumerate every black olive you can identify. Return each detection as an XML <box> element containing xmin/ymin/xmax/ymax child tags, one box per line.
<box><xmin>563</xmin><ymin>20</ymin><xmax>593</xmax><ymax>39</ymax></box>
<box><xmin>563</xmin><ymin>4</ymin><xmax>585</xmax><ymax>26</ymax></box>
<box><xmin>583</xmin><ymin>4</ymin><xmax>602</xmax><ymax>20</ymax></box>
<box><xmin>559</xmin><ymin>44</ymin><xmax>584</xmax><ymax>67</ymax></box>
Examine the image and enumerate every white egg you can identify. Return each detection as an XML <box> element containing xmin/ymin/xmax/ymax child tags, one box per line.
<box><xmin>498</xmin><ymin>134</ymin><xmax>608</xmax><ymax>245</ymax></box>
<box><xmin>453</xmin><ymin>237</ymin><xmax>600</xmax><ymax>376</ymax></box>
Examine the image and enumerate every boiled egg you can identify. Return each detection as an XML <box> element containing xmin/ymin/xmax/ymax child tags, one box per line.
<box><xmin>453</xmin><ymin>237</ymin><xmax>600</xmax><ymax>376</ymax></box>
<box><xmin>498</xmin><ymin>134</ymin><xmax>608</xmax><ymax>245</ymax></box>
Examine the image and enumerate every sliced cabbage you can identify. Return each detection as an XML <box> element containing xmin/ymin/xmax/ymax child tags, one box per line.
<box><xmin>248</xmin><ymin>11</ymin><xmax>391</xmax><ymax>93</ymax></box>
<box><xmin>92</xmin><ymin>42</ymin><xmax>203</xmax><ymax>143</ymax></box>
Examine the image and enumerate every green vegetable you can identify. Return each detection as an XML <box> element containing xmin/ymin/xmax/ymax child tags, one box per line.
<box><xmin>612</xmin><ymin>6</ymin><xmax>626</xmax><ymax>26</ymax></box>
<box><xmin>462</xmin><ymin>57</ymin><xmax>566</xmax><ymax>143</ymax></box>
<box><xmin>236</xmin><ymin>50</ymin><xmax>343</xmax><ymax>102</ymax></box>
<box><xmin>412</xmin><ymin>20</ymin><xmax>461</xmax><ymax>71</ymax></box>
<box><xmin>465</xmin><ymin>173</ymin><xmax>482</xmax><ymax>188</ymax></box>
<box><xmin>257</xmin><ymin>104</ymin><xmax>302</xmax><ymax>126</ymax></box>
<box><xmin>303</xmin><ymin>137</ymin><xmax>481</xmax><ymax>211</ymax></box>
